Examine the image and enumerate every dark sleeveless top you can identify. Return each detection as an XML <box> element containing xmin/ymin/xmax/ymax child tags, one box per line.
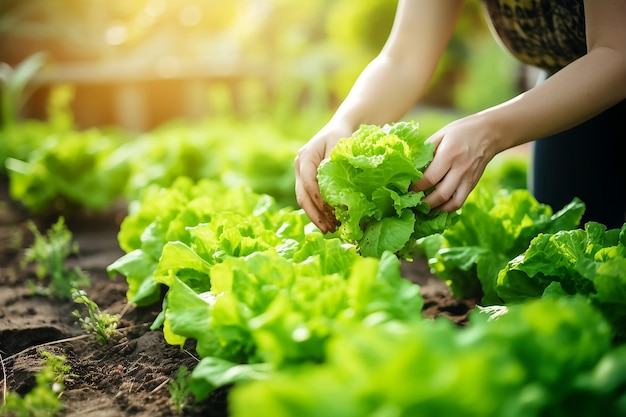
<box><xmin>480</xmin><ymin>0</ymin><xmax>587</xmax><ymax>73</ymax></box>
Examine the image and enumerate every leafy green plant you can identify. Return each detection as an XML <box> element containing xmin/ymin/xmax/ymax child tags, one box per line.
<box><xmin>21</xmin><ymin>217</ymin><xmax>90</xmax><ymax>299</ymax></box>
<box><xmin>168</xmin><ymin>366</ymin><xmax>193</xmax><ymax>415</ymax></box>
<box><xmin>0</xmin><ymin>52</ymin><xmax>47</xmax><ymax>127</ymax></box>
<box><xmin>1</xmin><ymin>85</ymin><xmax>75</xmax><ymax>174</ymax></box>
<box><xmin>5</xmin><ymin>127</ymin><xmax>132</xmax><ymax>214</ymax></box>
<box><xmin>39</xmin><ymin>352</ymin><xmax>78</xmax><ymax>388</ymax></box>
<box><xmin>107</xmin><ymin>177</ymin><xmax>311</xmax><ymax>308</ymax></box>
<box><xmin>317</xmin><ymin>121</ymin><xmax>459</xmax><ymax>259</ymax></box>
<box><xmin>418</xmin><ymin>187</ymin><xmax>585</xmax><ymax>304</ymax></box>
<box><xmin>1</xmin><ymin>352</ymin><xmax>72</xmax><ymax>417</ymax></box>
<box><xmin>174</xmin><ymin>247</ymin><xmax>422</xmax><ymax>400</ymax></box>
<box><xmin>498</xmin><ymin>221</ymin><xmax>626</xmax><ymax>341</ymax></box>
<box><xmin>229</xmin><ymin>297</ymin><xmax>626</xmax><ymax>417</ymax></box>
<box><xmin>71</xmin><ymin>289</ymin><xmax>119</xmax><ymax>345</ymax></box>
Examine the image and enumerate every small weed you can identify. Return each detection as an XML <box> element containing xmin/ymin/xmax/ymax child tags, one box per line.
<box><xmin>1</xmin><ymin>352</ymin><xmax>72</xmax><ymax>417</ymax></box>
<box><xmin>168</xmin><ymin>365</ymin><xmax>192</xmax><ymax>415</ymax></box>
<box><xmin>72</xmin><ymin>289</ymin><xmax>119</xmax><ymax>345</ymax></box>
<box><xmin>40</xmin><ymin>352</ymin><xmax>78</xmax><ymax>387</ymax></box>
<box><xmin>21</xmin><ymin>217</ymin><xmax>90</xmax><ymax>299</ymax></box>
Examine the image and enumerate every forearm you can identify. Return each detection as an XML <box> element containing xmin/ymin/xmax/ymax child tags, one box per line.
<box><xmin>325</xmin><ymin>0</ymin><xmax>463</xmax><ymax>133</ymax></box>
<box><xmin>328</xmin><ymin>56</ymin><xmax>433</xmax><ymax>132</ymax></box>
<box><xmin>484</xmin><ymin>47</ymin><xmax>626</xmax><ymax>153</ymax></box>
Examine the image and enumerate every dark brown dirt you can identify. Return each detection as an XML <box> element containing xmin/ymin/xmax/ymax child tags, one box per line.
<box><xmin>0</xmin><ymin>179</ymin><xmax>475</xmax><ymax>417</ymax></box>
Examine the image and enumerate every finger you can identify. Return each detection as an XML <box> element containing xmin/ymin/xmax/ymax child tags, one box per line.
<box><xmin>437</xmin><ymin>182</ymin><xmax>472</xmax><ymax>212</ymax></box>
<box><xmin>411</xmin><ymin>132</ymin><xmax>445</xmax><ymax>192</ymax></box>
<box><xmin>294</xmin><ymin>155</ymin><xmax>336</xmax><ymax>232</ymax></box>
<box><xmin>423</xmin><ymin>168</ymin><xmax>476</xmax><ymax>212</ymax></box>
<box><xmin>421</xmin><ymin>179</ymin><xmax>454</xmax><ymax>210</ymax></box>
<box><xmin>412</xmin><ymin>154</ymin><xmax>449</xmax><ymax>193</ymax></box>
<box><xmin>425</xmin><ymin>130</ymin><xmax>444</xmax><ymax>148</ymax></box>
<box><xmin>421</xmin><ymin>164</ymin><xmax>464</xmax><ymax>210</ymax></box>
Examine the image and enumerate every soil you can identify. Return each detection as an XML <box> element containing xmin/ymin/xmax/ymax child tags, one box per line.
<box><xmin>0</xmin><ymin>179</ymin><xmax>476</xmax><ymax>417</ymax></box>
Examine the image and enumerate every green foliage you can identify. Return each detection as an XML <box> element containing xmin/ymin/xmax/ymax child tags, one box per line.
<box><xmin>2</xmin><ymin>106</ymin><xmax>305</xmax><ymax>214</ymax></box>
<box><xmin>318</xmin><ymin>121</ymin><xmax>459</xmax><ymax>258</ymax></box>
<box><xmin>108</xmin><ymin>177</ymin><xmax>424</xmax><ymax>401</ymax></box>
<box><xmin>107</xmin><ymin>177</ymin><xmax>302</xmax><ymax>306</ymax></box>
<box><xmin>0</xmin><ymin>52</ymin><xmax>47</xmax><ymax>127</ymax></box>
<box><xmin>477</xmin><ymin>151</ymin><xmax>528</xmax><ymax>192</ymax></box>
<box><xmin>122</xmin><ymin>118</ymin><xmax>302</xmax><ymax>208</ymax></box>
<box><xmin>229</xmin><ymin>297</ymin><xmax>626</xmax><ymax>417</ymax></box>
<box><xmin>0</xmin><ymin>84</ymin><xmax>74</xmax><ymax>176</ymax></box>
<box><xmin>21</xmin><ymin>217</ymin><xmax>90</xmax><ymax>299</ymax></box>
<box><xmin>1</xmin><ymin>352</ymin><xmax>72</xmax><ymax>417</ymax></box>
<box><xmin>183</xmin><ymin>250</ymin><xmax>422</xmax><ymax>400</ymax></box>
<box><xmin>419</xmin><ymin>187</ymin><xmax>585</xmax><ymax>304</ymax></box>
<box><xmin>168</xmin><ymin>366</ymin><xmax>193</xmax><ymax>415</ymax></box>
<box><xmin>72</xmin><ymin>289</ymin><xmax>119</xmax><ymax>345</ymax></box>
<box><xmin>498</xmin><ymin>221</ymin><xmax>626</xmax><ymax>341</ymax></box>
<box><xmin>323</xmin><ymin>0</ymin><xmax>397</xmax><ymax>98</ymax></box>
<box><xmin>39</xmin><ymin>352</ymin><xmax>77</xmax><ymax>387</ymax></box>
<box><xmin>104</xmin><ymin>144</ymin><xmax>626</xmax><ymax>414</ymax></box>
<box><xmin>5</xmin><ymin>126</ymin><xmax>132</xmax><ymax>213</ymax></box>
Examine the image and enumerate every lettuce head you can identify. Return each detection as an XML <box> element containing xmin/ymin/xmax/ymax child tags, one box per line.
<box><xmin>317</xmin><ymin>121</ymin><xmax>458</xmax><ymax>258</ymax></box>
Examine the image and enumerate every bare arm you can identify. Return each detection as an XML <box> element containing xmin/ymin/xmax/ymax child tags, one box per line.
<box><xmin>415</xmin><ymin>0</ymin><xmax>626</xmax><ymax>211</ymax></box>
<box><xmin>329</xmin><ymin>0</ymin><xmax>464</xmax><ymax>129</ymax></box>
<box><xmin>295</xmin><ymin>0</ymin><xmax>464</xmax><ymax>231</ymax></box>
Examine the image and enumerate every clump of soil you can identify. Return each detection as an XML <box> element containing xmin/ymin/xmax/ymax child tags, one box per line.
<box><xmin>0</xmin><ymin>181</ymin><xmax>474</xmax><ymax>417</ymax></box>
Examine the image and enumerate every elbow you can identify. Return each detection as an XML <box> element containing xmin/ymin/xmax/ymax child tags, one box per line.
<box><xmin>588</xmin><ymin>44</ymin><xmax>626</xmax><ymax>102</ymax></box>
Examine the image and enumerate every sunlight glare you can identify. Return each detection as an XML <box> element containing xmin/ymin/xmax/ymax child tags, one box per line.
<box><xmin>179</xmin><ymin>5</ymin><xmax>203</xmax><ymax>27</ymax></box>
<box><xmin>146</xmin><ymin>0</ymin><xmax>166</xmax><ymax>18</ymax></box>
<box><xmin>105</xmin><ymin>22</ymin><xmax>128</xmax><ymax>46</ymax></box>
<box><xmin>136</xmin><ymin>12</ymin><xmax>155</xmax><ymax>28</ymax></box>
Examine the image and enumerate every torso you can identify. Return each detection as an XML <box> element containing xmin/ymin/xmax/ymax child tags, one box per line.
<box><xmin>481</xmin><ymin>0</ymin><xmax>587</xmax><ymax>73</ymax></box>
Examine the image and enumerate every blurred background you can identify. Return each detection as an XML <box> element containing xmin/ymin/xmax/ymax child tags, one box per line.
<box><xmin>0</xmin><ymin>0</ymin><xmax>533</xmax><ymax>215</ymax></box>
<box><xmin>0</xmin><ymin>0</ymin><xmax>529</xmax><ymax>131</ymax></box>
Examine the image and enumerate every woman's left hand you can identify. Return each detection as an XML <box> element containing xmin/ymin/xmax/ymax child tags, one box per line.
<box><xmin>411</xmin><ymin>113</ymin><xmax>501</xmax><ymax>211</ymax></box>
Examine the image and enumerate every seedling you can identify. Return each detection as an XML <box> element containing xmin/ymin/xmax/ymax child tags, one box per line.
<box><xmin>40</xmin><ymin>352</ymin><xmax>78</xmax><ymax>388</ymax></box>
<box><xmin>168</xmin><ymin>365</ymin><xmax>192</xmax><ymax>415</ymax></box>
<box><xmin>21</xmin><ymin>217</ymin><xmax>90</xmax><ymax>299</ymax></box>
<box><xmin>71</xmin><ymin>289</ymin><xmax>119</xmax><ymax>345</ymax></box>
<box><xmin>1</xmin><ymin>352</ymin><xmax>71</xmax><ymax>417</ymax></box>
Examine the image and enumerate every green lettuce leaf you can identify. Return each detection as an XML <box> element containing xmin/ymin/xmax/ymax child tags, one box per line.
<box><xmin>229</xmin><ymin>297</ymin><xmax>624</xmax><ymax>417</ymax></box>
<box><xmin>422</xmin><ymin>187</ymin><xmax>585</xmax><ymax>304</ymax></box>
<box><xmin>6</xmin><ymin>128</ymin><xmax>131</xmax><ymax>213</ymax></box>
<box><xmin>158</xmin><ymin>247</ymin><xmax>423</xmax><ymax>400</ymax></box>
<box><xmin>318</xmin><ymin>121</ymin><xmax>459</xmax><ymax>259</ymax></box>
<box><xmin>107</xmin><ymin>177</ymin><xmax>298</xmax><ymax>306</ymax></box>
<box><xmin>497</xmin><ymin>222</ymin><xmax>626</xmax><ymax>340</ymax></box>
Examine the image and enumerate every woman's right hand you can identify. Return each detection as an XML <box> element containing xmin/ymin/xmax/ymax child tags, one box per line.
<box><xmin>294</xmin><ymin>123</ymin><xmax>353</xmax><ymax>233</ymax></box>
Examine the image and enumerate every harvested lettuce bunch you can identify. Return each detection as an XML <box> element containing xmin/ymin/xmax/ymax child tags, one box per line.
<box><xmin>318</xmin><ymin>121</ymin><xmax>458</xmax><ymax>258</ymax></box>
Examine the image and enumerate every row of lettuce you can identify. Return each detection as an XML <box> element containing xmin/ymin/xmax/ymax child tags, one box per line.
<box><xmin>0</xmin><ymin>85</ymin><xmax>460</xmax><ymax>216</ymax></box>
<box><xmin>0</xmin><ymin>86</ymin><xmax>304</xmax><ymax>213</ymax></box>
<box><xmin>106</xmin><ymin>174</ymin><xmax>626</xmax><ymax>416</ymax></box>
<box><xmin>3</xmin><ymin>110</ymin><xmax>626</xmax><ymax>414</ymax></box>
<box><xmin>315</xmin><ymin>121</ymin><xmax>625</xmax><ymax>340</ymax></box>
<box><xmin>101</xmin><ymin>123</ymin><xmax>626</xmax><ymax>415</ymax></box>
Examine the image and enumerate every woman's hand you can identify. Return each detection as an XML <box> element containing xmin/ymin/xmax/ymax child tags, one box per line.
<box><xmin>412</xmin><ymin>113</ymin><xmax>500</xmax><ymax>211</ymax></box>
<box><xmin>294</xmin><ymin>123</ymin><xmax>353</xmax><ymax>233</ymax></box>
<box><xmin>292</xmin><ymin>0</ymin><xmax>464</xmax><ymax>230</ymax></box>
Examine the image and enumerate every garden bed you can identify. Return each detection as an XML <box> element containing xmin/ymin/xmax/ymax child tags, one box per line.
<box><xmin>0</xmin><ymin>180</ymin><xmax>474</xmax><ymax>417</ymax></box>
